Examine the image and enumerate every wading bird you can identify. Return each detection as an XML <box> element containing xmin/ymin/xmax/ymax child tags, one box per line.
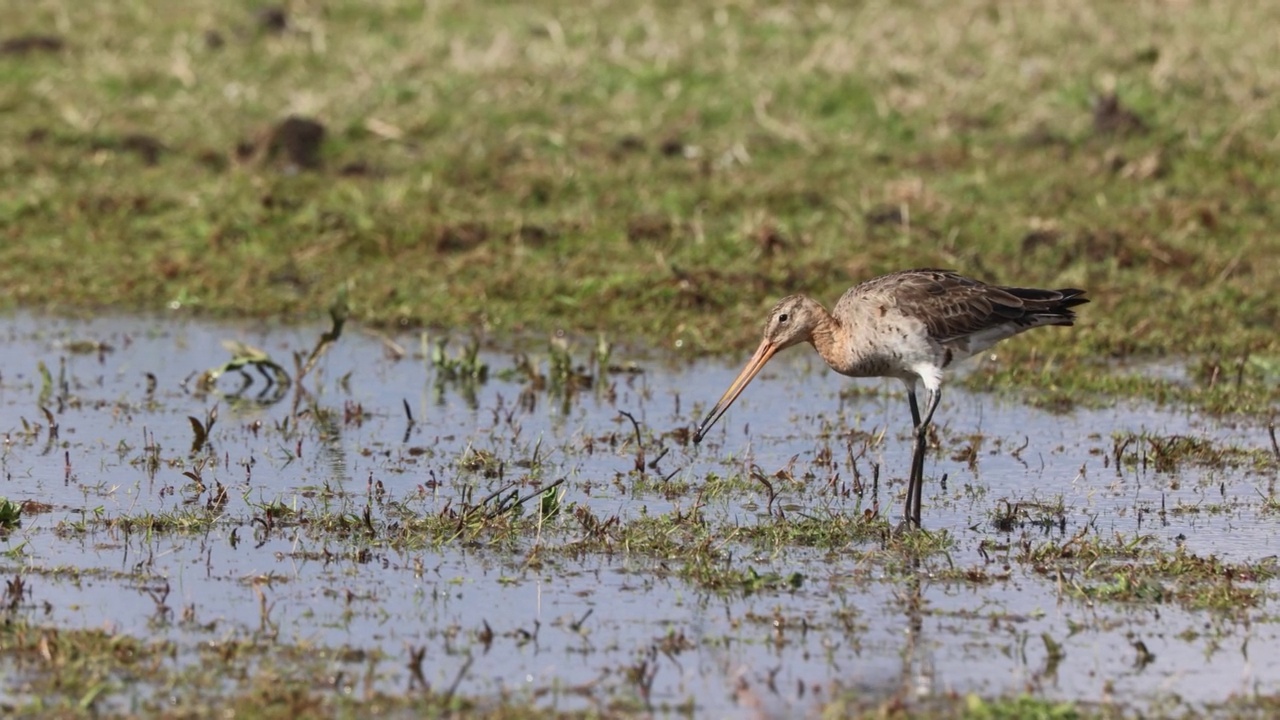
<box><xmin>692</xmin><ymin>268</ymin><xmax>1088</xmax><ymax>529</ymax></box>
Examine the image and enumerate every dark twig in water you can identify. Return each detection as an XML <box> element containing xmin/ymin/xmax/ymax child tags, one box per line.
<box><xmin>461</xmin><ymin>477</ymin><xmax>567</xmax><ymax>524</ymax></box>
<box><xmin>297</xmin><ymin>288</ymin><xmax>349</xmax><ymax>383</ymax></box>
<box><xmin>569</xmin><ymin>608</ymin><xmax>593</xmax><ymax>633</ymax></box>
<box><xmin>188</xmin><ymin>405</ymin><xmax>218</xmax><ymax>455</ymax></box>
<box><xmin>618</xmin><ymin>410</ymin><xmax>646</xmax><ymax>473</ymax></box>
<box><xmin>407</xmin><ymin>646</ymin><xmax>428</xmax><ymax>692</ymax></box>
<box><xmin>441</xmin><ymin>653</ymin><xmax>475</xmax><ymax>707</ymax></box>
<box><xmin>514</xmin><ymin>477</ymin><xmax>565</xmax><ymax>509</ymax></box>
<box><xmin>402</xmin><ymin>398</ymin><xmax>416</xmax><ymax>443</ymax></box>
<box><xmin>646</xmin><ymin>446</ymin><xmax>669</xmax><ymax>471</ymax></box>
<box><xmin>752</xmin><ymin>465</ymin><xmax>778</xmax><ymax>516</ymax></box>
<box><xmin>252</xmin><ymin>516</ymin><xmax>272</xmax><ymax>549</ymax></box>
<box><xmin>474</xmin><ymin>480</ymin><xmax>520</xmax><ymax>511</ymax></box>
<box><xmin>1269</xmin><ymin>422</ymin><xmax>1280</xmax><ymax>462</ymax></box>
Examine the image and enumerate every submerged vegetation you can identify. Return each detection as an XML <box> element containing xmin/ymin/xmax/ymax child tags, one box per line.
<box><xmin>0</xmin><ymin>315</ymin><xmax>1276</xmax><ymax>716</ymax></box>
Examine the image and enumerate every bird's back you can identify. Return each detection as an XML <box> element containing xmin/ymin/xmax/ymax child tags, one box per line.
<box><xmin>834</xmin><ymin>268</ymin><xmax>1087</xmax><ymax>366</ymax></box>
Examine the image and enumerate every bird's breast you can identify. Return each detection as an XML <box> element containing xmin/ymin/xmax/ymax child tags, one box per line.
<box><xmin>824</xmin><ymin>313</ymin><xmax>936</xmax><ymax>380</ymax></box>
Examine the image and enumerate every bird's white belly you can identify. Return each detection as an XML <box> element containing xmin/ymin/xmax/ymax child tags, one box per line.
<box><xmin>833</xmin><ymin>333</ymin><xmax>939</xmax><ymax>382</ymax></box>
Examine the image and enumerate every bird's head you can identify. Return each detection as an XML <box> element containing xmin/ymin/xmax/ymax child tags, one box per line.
<box><xmin>692</xmin><ymin>294</ymin><xmax>826</xmax><ymax>443</ymax></box>
<box><xmin>759</xmin><ymin>294</ymin><xmax>825</xmax><ymax>352</ymax></box>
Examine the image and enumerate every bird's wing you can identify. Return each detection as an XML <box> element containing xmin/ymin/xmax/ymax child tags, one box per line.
<box><xmin>851</xmin><ymin>269</ymin><xmax>1031</xmax><ymax>343</ymax></box>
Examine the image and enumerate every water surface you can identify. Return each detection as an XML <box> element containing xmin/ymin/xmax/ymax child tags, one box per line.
<box><xmin>0</xmin><ymin>313</ymin><xmax>1276</xmax><ymax>715</ymax></box>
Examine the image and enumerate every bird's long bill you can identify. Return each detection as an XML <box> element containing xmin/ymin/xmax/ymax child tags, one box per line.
<box><xmin>692</xmin><ymin>339</ymin><xmax>778</xmax><ymax>444</ymax></box>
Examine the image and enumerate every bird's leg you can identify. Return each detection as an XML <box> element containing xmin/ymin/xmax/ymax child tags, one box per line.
<box><xmin>907</xmin><ymin>427</ymin><xmax>926</xmax><ymax>528</ymax></box>
<box><xmin>909</xmin><ymin>438</ymin><xmax>926</xmax><ymax>526</ymax></box>
<box><xmin>901</xmin><ymin>389</ymin><xmax>924</xmax><ymax>529</ymax></box>
<box><xmin>907</xmin><ymin>390</ymin><xmax>923</xmax><ymax>429</ymax></box>
<box><xmin>918</xmin><ymin>385</ymin><xmax>942</xmax><ymax>432</ymax></box>
<box><xmin>910</xmin><ymin>388</ymin><xmax>942</xmax><ymax>527</ymax></box>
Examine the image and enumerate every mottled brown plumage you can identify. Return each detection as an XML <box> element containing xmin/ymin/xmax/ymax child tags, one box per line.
<box><xmin>693</xmin><ymin>268</ymin><xmax>1088</xmax><ymax>528</ymax></box>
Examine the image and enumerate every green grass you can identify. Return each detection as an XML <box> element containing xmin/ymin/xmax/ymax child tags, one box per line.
<box><xmin>2</xmin><ymin>1</ymin><xmax>1279</xmax><ymax>411</ymax></box>
<box><xmin>5</xmin><ymin>2</ymin><xmax>1280</xmax><ymax>716</ymax></box>
<box><xmin>0</xmin><ymin>613</ymin><xmax>571</xmax><ymax>718</ymax></box>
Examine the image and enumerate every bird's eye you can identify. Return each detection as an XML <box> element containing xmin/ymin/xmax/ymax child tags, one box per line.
<box><xmin>778</xmin><ymin>313</ymin><xmax>789</xmax><ymax>323</ymax></box>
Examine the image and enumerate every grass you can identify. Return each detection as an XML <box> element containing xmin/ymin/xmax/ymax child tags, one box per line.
<box><xmin>0</xmin><ymin>613</ymin><xmax>567</xmax><ymax>718</ymax></box>
<box><xmin>5</xmin><ymin>1</ymin><xmax>1280</xmax><ymax>717</ymax></box>
<box><xmin>1</xmin><ymin>0</ymin><xmax>1279</xmax><ymax>415</ymax></box>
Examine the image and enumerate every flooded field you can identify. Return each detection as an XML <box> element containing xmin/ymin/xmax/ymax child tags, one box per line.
<box><xmin>1</xmin><ymin>313</ymin><xmax>1278</xmax><ymax>716</ymax></box>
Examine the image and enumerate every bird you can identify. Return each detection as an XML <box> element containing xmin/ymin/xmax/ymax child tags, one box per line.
<box><xmin>692</xmin><ymin>268</ymin><xmax>1088</xmax><ymax>529</ymax></box>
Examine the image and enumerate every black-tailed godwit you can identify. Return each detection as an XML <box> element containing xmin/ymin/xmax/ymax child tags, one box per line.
<box><xmin>692</xmin><ymin>268</ymin><xmax>1088</xmax><ymax>529</ymax></box>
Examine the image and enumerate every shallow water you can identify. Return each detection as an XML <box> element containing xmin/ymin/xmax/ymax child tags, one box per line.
<box><xmin>0</xmin><ymin>313</ymin><xmax>1277</xmax><ymax>714</ymax></box>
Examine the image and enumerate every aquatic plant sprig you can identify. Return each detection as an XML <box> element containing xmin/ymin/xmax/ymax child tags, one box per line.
<box><xmin>197</xmin><ymin>340</ymin><xmax>290</xmax><ymax>394</ymax></box>
<box><xmin>294</xmin><ymin>286</ymin><xmax>349</xmax><ymax>383</ymax></box>
<box><xmin>195</xmin><ymin>290</ymin><xmax>348</xmax><ymax>402</ymax></box>
<box><xmin>425</xmin><ymin>333</ymin><xmax>489</xmax><ymax>383</ymax></box>
<box><xmin>0</xmin><ymin>498</ymin><xmax>21</xmax><ymax>532</ymax></box>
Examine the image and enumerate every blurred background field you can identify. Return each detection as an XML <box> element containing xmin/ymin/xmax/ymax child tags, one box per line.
<box><xmin>2</xmin><ymin>1</ymin><xmax>1277</xmax><ymax>367</ymax></box>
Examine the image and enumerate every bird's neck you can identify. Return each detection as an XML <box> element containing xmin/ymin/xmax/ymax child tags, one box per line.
<box><xmin>808</xmin><ymin>305</ymin><xmax>844</xmax><ymax>368</ymax></box>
